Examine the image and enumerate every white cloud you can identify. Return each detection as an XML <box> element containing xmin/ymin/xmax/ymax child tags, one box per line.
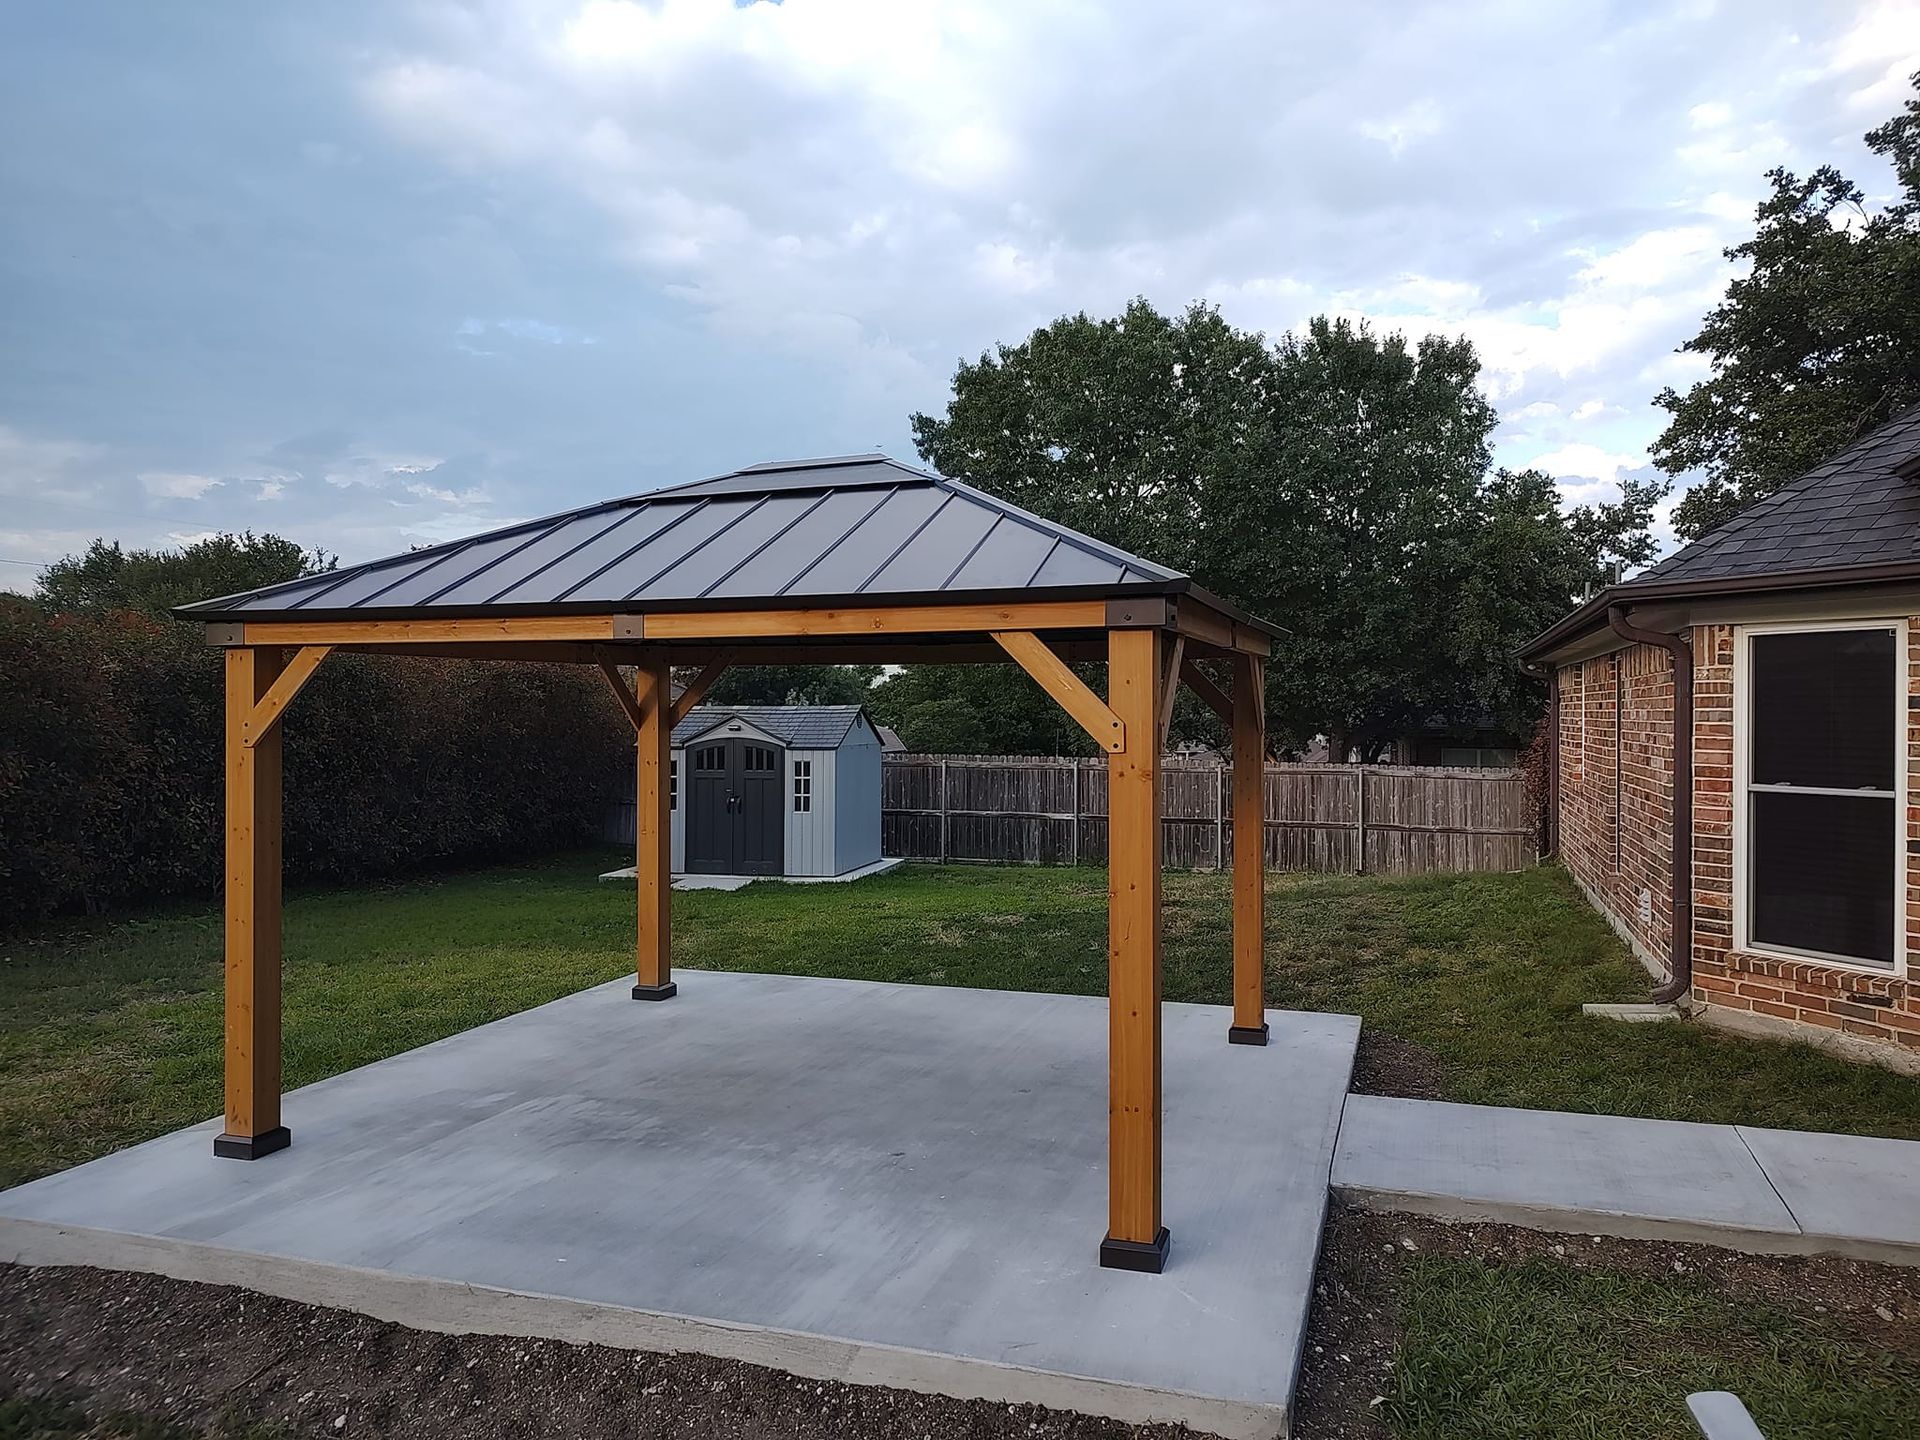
<box><xmin>139</xmin><ymin>471</ymin><xmax>223</xmax><ymax>500</ymax></box>
<box><xmin>1529</xmin><ymin>442</ymin><xmax>1649</xmax><ymax>487</ymax></box>
<box><xmin>1358</xmin><ymin>100</ymin><xmax>1446</xmax><ymax>157</ymax></box>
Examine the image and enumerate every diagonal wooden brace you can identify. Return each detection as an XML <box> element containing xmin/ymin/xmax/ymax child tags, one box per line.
<box><xmin>240</xmin><ymin>646</ymin><xmax>331</xmax><ymax>748</ymax></box>
<box><xmin>992</xmin><ymin>630</ymin><xmax>1125</xmax><ymax>753</ymax></box>
<box><xmin>597</xmin><ymin>660</ymin><xmax>652</xmax><ymax>735</ymax></box>
<box><xmin>670</xmin><ymin>653</ymin><xmax>733</xmax><ymax>726</ymax></box>
<box><xmin>1178</xmin><ymin>654</ymin><xmax>1233</xmax><ymax>726</ymax></box>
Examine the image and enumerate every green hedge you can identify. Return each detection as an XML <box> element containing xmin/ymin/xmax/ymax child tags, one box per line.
<box><xmin>0</xmin><ymin>603</ymin><xmax>629</xmax><ymax>927</ymax></box>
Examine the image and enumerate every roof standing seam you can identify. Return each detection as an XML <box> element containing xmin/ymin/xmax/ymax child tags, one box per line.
<box><xmin>554</xmin><ymin>497</ymin><xmax>710</xmax><ymax>603</ymax></box>
<box><xmin>484</xmin><ymin>505</ymin><xmax>648</xmax><ymax>605</ymax></box>
<box><xmin>776</xmin><ymin>486</ymin><xmax>897</xmax><ymax>596</ymax></box>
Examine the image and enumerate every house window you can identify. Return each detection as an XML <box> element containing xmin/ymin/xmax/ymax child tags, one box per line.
<box><xmin>1740</xmin><ymin>623</ymin><xmax>1902</xmax><ymax>970</ymax></box>
<box><xmin>669</xmin><ymin>758</ymin><xmax>677</xmax><ymax>811</ymax></box>
<box><xmin>793</xmin><ymin>759</ymin><xmax>812</xmax><ymax>813</ymax></box>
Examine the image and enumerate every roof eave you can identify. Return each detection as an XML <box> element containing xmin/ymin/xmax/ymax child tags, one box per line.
<box><xmin>174</xmin><ymin>575</ymin><xmax>1195</xmax><ymax>626</ymax></box>
<box><xmin>1518</xmin><ymin>558</ymin><xmax>1920</xmax><ymax>664</ymax></box>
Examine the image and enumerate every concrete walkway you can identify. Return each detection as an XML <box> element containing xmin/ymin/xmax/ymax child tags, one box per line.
<box><xmin>1332</xmin><ymin>1095</ymin><xmax>1920</xmax><ymax>1264</ymax></box>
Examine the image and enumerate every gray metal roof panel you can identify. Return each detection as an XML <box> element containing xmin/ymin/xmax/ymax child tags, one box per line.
<box><xmin>177</xmin><ymin>453</ymin><xmax>1209</xmax><ymax>620</ymax></box>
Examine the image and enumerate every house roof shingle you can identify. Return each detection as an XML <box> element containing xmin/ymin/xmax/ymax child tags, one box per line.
<box><xmin>1521</xmin><ymin>402</ymin><xmax>1920</xmax><ymax>661</ymax></box>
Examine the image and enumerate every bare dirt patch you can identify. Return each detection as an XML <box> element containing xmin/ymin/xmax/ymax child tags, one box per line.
<box><xmin>0</xmin><ymin>1261</ymin><xmax>1189</xmax><ymax>1440</ymax></box>
<box><xmin>1345</xmin><ymin>1029</ymin><xmax>1447</xmax><ymax>1101</ymax></box>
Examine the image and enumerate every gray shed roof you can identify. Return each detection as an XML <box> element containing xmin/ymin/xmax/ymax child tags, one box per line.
<box><xmin>672</xmin><ymin>705</ymin><xmax>870</xmax><ymax>749</ymax></box>
<box><xmin>1521</xmin><ymin>402</ymin><xmax>1920</xmax><ymax>661</ymax></box>
<box><xmin>178</xmin><ymin>454</ymin><xmax>1200</xmax><ymax>622</ymax></box>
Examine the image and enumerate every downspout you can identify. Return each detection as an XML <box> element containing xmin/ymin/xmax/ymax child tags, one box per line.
<box><xmin>1606</xmin><ymin>605</ymin><xmax>1693</xmax><ymax>1006</ymax></box>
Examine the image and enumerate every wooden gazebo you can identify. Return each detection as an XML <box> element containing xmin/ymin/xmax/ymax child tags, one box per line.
<box><xmin>179</xmin><ymin>454</ymin><xmax>1280</xmax><ymax>1274</ymax></box>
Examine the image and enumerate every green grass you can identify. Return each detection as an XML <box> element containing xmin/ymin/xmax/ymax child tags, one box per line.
<box><xmin>1389</xmin><ymin>1255</ymin><xmax>1920</xmax><ymax>1439</ymax></box>
<box><xmin>4</xmin><ymin>852</ymin><xmax>1920</xmax><ymax>1192</ymax></box>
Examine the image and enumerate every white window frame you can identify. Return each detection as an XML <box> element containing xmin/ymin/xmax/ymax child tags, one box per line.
<box><xmin>793</xmin><ymin>758</ymin><xmax>812</xmax><ymax>813</ymax></box>
<box><xmin>1731</xmin><ymin>617</ymin><xmax>1908</xmax><ymax>976</ymax></box>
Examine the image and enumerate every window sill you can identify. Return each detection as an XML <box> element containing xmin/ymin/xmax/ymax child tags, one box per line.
<box><xmin>1722</xmin><ymin>949</ymin><xmax>1905</xmax><ymax>994</ymax></box>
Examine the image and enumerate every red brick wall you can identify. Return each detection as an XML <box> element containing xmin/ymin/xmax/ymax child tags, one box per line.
<box><xmin>1555</xmin><ymin>620</ymin><xmax>1919</xmax><ymax>1071</ymax></box>
<box><xmin>1555</xmin><ymin>643</ymin><xmax>1674</xmax><ymax>968</ymax></box>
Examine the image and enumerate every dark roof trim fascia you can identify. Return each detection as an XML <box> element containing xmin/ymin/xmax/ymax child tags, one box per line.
<box><xmin>1519</xmin><ymin>557</ymin><xmax>1920</xmax><ymax>663</ymax></box>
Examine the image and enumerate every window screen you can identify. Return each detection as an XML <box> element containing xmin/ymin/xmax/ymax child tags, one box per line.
<box><xmin>1746</xmin><ymin>627</ymin><xmax>1898</xmax><ymax>967</ymax></box>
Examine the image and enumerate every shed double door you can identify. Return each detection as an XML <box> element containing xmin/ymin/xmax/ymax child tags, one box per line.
<box><xmin>686</xmin><ymin>739</ymin><xmax>785</xmax><ymax>876</ymax></box>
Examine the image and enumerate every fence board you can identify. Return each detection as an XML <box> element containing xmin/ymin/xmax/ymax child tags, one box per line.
<box><xmin>880</xmin><ymin>754</ymin><xmax>1534</xmax><ymax>876</ymax></box>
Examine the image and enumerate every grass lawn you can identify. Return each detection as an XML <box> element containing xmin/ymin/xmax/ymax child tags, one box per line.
<box><xmin>6</xmin><ymin>850</ymin><xmax>1920</xmax><ymax>1191</ymax></box>
<box><xmin>5</xmin><ymin>851</ymin><xmax>1920</xmax><ymax>1439</ymax></box>
<box><xmin>1391</xmin><ymin>1254</ymin><xmax>1919</xmax><ymax>1440</ymax></box>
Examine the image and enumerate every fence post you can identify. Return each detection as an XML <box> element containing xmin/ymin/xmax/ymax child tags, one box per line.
<box><xmin>1214</xmin><ymin>762</ymin><xmax>1226</xmax><ymax>872</ymax></box>
<box><xmin>1355</xmin><ymin>764</ymin><xmax>1368</xmax><ymax>874</ymax></box>
<box><xmin>939</xmin><ymin>758</ymin><xmax>949</xmax><ymax>863</ymax></box>
<box><xmin>1070</xmin><ymin>757</ymin><xmax>1081</xmax><ymax>866</ymax></box>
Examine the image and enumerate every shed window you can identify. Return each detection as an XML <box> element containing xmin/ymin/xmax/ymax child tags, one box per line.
<box><xmin>793</xmin><ymin>759</ymin><xmax>812</xmax><ymax>813</ymax></box>
<box><xmin>1743</xmin><ymin>625</ymin><xmax>1900</xmax><ymax>969</ymax></box>
<box><xmin>670</xmin><ymin>758</ymin><xmax>677</xmax><ymax>811</ymax></box>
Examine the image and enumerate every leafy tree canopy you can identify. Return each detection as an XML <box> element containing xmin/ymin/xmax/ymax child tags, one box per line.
<box><xmin>1655</xmin><ymin>73</ymin><xmax>1920</xmax><ymax>539</ymax></box>
<box><xmin>701</xmin><ymin>664</ymin><xmax>881</xmax><ymax>707</ymax></box>
<box><xmin>35</xmin><ymin>533</ymin><xmax>335</xmax><ymax>620</ymax></box>
<box><xmin>867</xmin><ymin>663</ymin><xmax>1104</xmax><ymax>756</ymax></box>
<box><xmin>913</xmin><ymin>304</ymin><xmax>1658</xmax><ymax>759</ymax></box>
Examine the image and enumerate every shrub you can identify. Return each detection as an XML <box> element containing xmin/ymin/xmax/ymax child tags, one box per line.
<box><xmin>0</xmin><ymin>599</ymin><xmax>628</xmax><ymax>926</ymax></box>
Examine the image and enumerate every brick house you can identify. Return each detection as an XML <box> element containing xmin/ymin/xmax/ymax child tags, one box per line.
<box><xmin>1520</xmin><ymin>404</ymin><xmax>1920</xmax><ymax>1074</ymax></box>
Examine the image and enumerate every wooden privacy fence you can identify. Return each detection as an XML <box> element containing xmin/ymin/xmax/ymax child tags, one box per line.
<box><xmin>882</xmin><ymin>754</ymin><xmax>1536</xmax><ymax>876</ymax></box>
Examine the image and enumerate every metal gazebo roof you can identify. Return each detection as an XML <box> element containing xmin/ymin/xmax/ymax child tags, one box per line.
<box><xmin>178</xmin><ymin>454</ymin><xmax>1270</xmax><ymax>634</ymax></box>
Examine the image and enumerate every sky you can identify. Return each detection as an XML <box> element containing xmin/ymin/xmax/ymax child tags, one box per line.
<box><xmin>1</xmin><ymin>1</ymin><xmax>1916</xmax><ymax>591</ymax></box>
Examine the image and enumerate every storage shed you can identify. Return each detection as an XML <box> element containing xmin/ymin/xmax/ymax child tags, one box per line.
<box><xmin>669</xmin><ymin>704</ymin><xmax>882</xmax><ymax>878</ymax></box>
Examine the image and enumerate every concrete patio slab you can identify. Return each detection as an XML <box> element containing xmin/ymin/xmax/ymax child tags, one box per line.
<box><xmin>0</xmin><ymin>972</ymin><xmax>1359</xmax><ymax>1439</ymax></box>
<box><xmin>1735</xmin><ymin>1125</ymin><xmax>1920</xmax><ymax>1263</ymax></box>
<box><xmin>599</xmin><ymin>858</ymin><xmax>906</xmax><ymax>888</ymax></box>
<box><xmin>1332</xmin><ymin>1096</ymin><xmax>1801</xmax><ymax>1247</ymax></box>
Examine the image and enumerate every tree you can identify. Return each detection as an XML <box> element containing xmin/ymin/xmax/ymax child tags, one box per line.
<box><xmin>35</xmin><ymin>533</ymin><xmax>335</xmax><ymax>619</ymax></box>
<box><xmin>700</xmin><ymin>664</ymin><xmax>882</xmax><ymax>707</ymax></box>
<box><xmin>867</xmin><ymin>663</ymin><xmax>1103</xmax><ymax>755</ymax></box>
<box><xmin>1655</xmin><ymin>73</ymin><xmax>1920</xmax><ymax>539</ymax></box>
<box><xmin>914</xmin><ymin>305</ymin><xmax>1657</xmax><ymax>757</ymax></box>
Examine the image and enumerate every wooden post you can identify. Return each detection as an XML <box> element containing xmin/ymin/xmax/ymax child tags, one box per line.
<box><xmin>217</xmin><ymin>646</ymin><xmax>290</xmax><ymax>1159</ymax></box>
<box><xmin>1229</xmin><ymin>654</ymin><xmax>1269</xmax><ymax>1045</ymax></box>
<box><xmin>632</xmin><ymin>653</ymin><xmax>676</xmax><ymax>1000</ymax></box>
<box><xmin>1101</xmin><ymin>626</ymin><xmax>1167</xmax><ymax>1272</ymax></box>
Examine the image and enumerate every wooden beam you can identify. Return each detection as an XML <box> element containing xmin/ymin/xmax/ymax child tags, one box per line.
<box><xmin>216</xmin><ymin>648</ymin><xmax>290</xmax><ymax>1160</ymax></box>
<box><xmin>632</xmin><ymin>655</ymin><xmax>676</xmax><ymax>1001</ymax></box>
<box><xmin>1229</xmin><ymin>653</ymin><xmax>1268</xmax><ymax>1046</ymax></box>
<box><xmin>241</xmin><ymin>646</ymin><xmax>330</xmax><ymax>748</ymax></box>
<box><xmin>670</xmin><ymin>654</ymin><xmax>733</xmax><ymax>726</ymax></box>
<box><xmin>1101</xmin><ymin>626</ymin><xmax>1167</xmax><ymax>1270</ymax></box>
<box><xmin>646</xmin><ymin>600</ymin><xmax>1108</xmax><ymax>641</ymax></box>
<box><xmin>597</xmin><ymin>660</ymin><xmax>650</xmax><ymax>735</ymax></box>
<box><xmin>992</xmin><ymin>631</ymin><xmax>1125</xmax><ymax>753</ymax></box>
<box><xmin>237</xmin><ymin>616</ymin><xmax>630</xmax><ymax>646</ymax></box>
<box><xmin>1179</xmin><ymin>655</ymin><xmax>1233</xmax><ymax>726</ymax></box>
<box><xmin>1157</xmin><ymin>635</ymin><xmax>1184</xmax><ymax>752</ymax></box>
<box><xmin>659</xmin><ymin>640</ymin><xmax>1112</xmax><ymax>667</ymax></box>
<box><xmin>1172</xmin><ymin>598</ymin><xmax>1273</xmax><ymax>658</ymax></box>
<box><xmin>333</xmin><ymin>641</ymin><xmax>616</xmax><ymax>664</ymax></box>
